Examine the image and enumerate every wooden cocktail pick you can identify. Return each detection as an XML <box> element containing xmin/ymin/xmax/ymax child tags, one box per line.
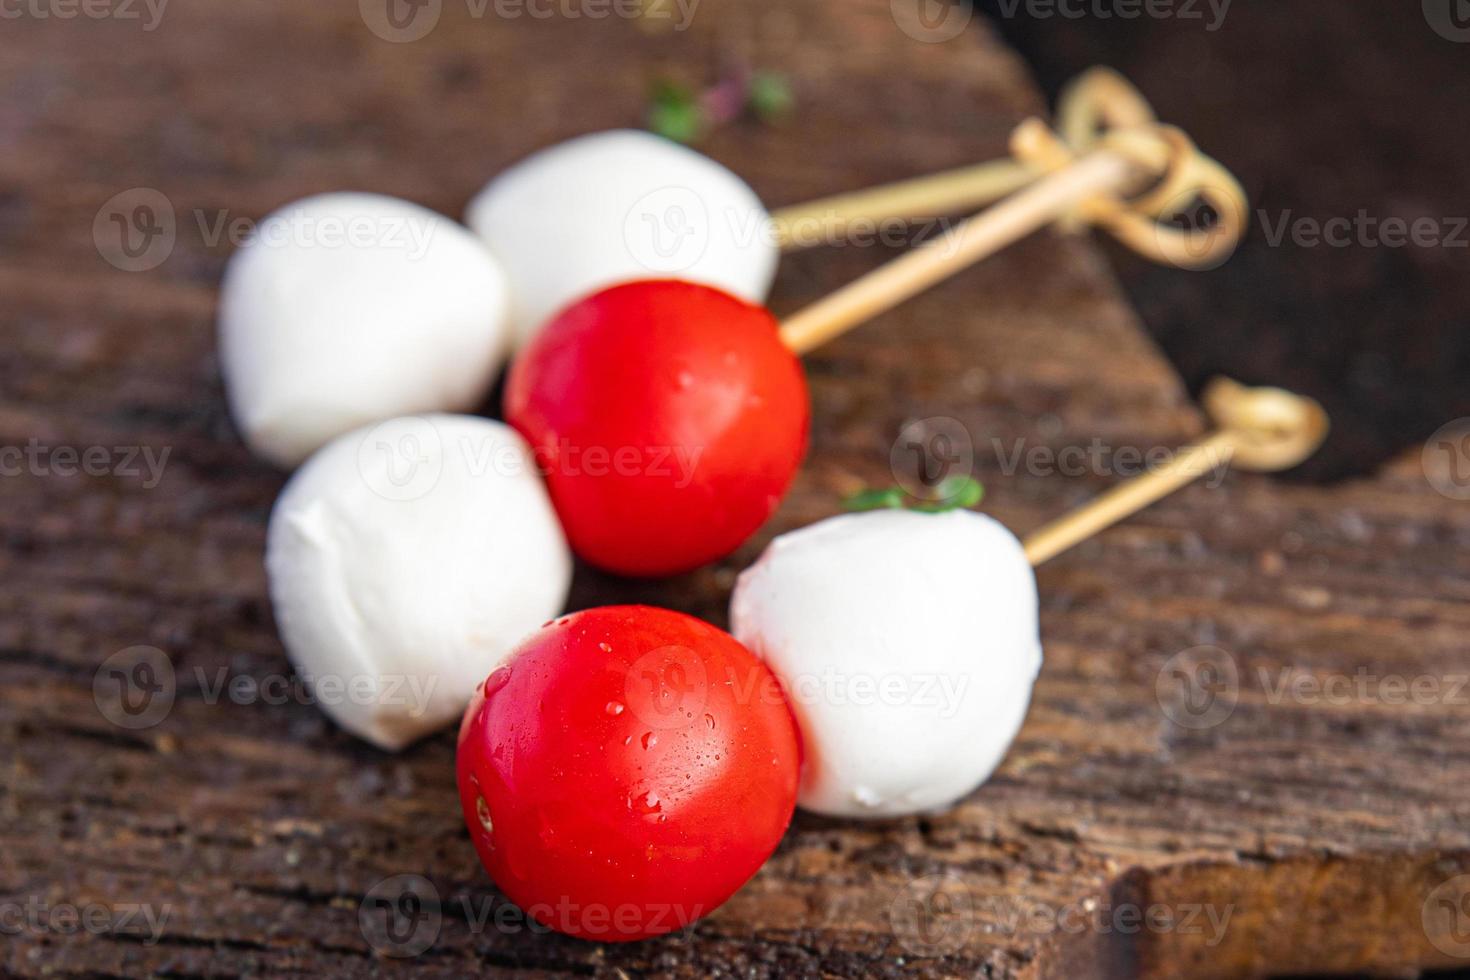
<box><xmin>1022</xmin><ymin>379</ymin><xmax>1330</xmax><ymax>566</ymax></box>
<box><xmin>775</xmin><ymin>74</ymin><xmax>1248</xmax><ymax>355</ymax></box>
<box><xmin>770</xmin><ymin>67</ymin><xmax>1244</xmax><ymax>274</ymax></box>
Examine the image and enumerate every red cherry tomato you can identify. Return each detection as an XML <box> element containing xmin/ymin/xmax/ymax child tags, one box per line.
<box><xmin>505</xmin><ymin>279</ymin><xmax>809</xmax><ymax>577</ymax></box>
<box><xmin>456</xmin><ymin>605</ymin><xmax>800</xmax><ymax>942</ymax></box>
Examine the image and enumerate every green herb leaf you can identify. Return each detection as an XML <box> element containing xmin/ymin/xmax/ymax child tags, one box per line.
<box><xmin>647</xmin><ymin>81</ymin><xmax>704</xmax><ymax>144</ymax></box>
<box><xmin>912</xmin><ymin>476</ymin><xmax>985</xmax><ymax>512</ymax></box>
<box><xmin>843</xmin><ymin>477</ymin><xmax>985</xmax><ymax>514</ymax></box>
<box><xmin>844</xmin><ymin>486</ymin><xmax>907</xmax><ymax>512</ymax></box>
<box><xmin>747</xmin><ymin>71</ymin><xmax>794</xmax><ymax>123</ymax></box>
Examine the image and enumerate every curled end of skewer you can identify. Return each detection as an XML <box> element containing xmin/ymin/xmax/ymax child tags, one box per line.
<box><xmin>1202</xmin><ymin>377</ymin><xmax>1329</xmax><ymax>473</ymax></box>
<box><xmin>1012</xmin><ymin>67</ymin><xmax>1250</xmax><ymax>270</ymax></box>
<box><xmin>1057</xmin><ymin>66</ymin><xmax>1158</xmax><ymax>146</ymax></box>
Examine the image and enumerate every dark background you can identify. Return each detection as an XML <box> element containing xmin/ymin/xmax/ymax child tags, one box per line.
<box><xmin>978</xmin><ymin>0</ymin><xmax>1470</xmax><ymax>481</ymax></box>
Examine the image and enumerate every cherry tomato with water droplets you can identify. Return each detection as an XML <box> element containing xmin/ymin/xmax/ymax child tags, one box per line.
<box><xmin>456</xmin><ymin>605</ymin><xmax>801</xmax><ymax>941</ymax></box>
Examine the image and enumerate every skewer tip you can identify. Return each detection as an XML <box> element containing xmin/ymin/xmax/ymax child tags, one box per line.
<box><xmin>1202</xmin><ymin>377</ymin><xmax>1329</xmax><ymax>472</ymax></box>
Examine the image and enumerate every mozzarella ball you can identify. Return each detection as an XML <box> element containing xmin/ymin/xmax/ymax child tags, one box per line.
<box><xmin>266</xmin><ymin>414</ymin><xmax>570</xmax><ymax>750</ymax></box>
<box><xmin>220</xmin><ymin>193</ymin><xmax>509</xmax><ymax>468</ymax></box>
<box><xmin>731</xmin><ymin>509</ymin><xmax>1042</xmax><ymax>818</ymax></box>
<box><xmin>465</xmin><ymin>130</ymin><xmax>778</xmax><ymax>348</ymax></box>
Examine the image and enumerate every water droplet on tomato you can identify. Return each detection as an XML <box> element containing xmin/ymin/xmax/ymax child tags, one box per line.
<box><xmin>628</xmin><ymin>789</ymin><xmax>662</xmax><ymax>817</ymax></box>
<box><xmin>641</xmin><ymin>731</ymin><xmax>656</xmax><ymax>750</ymax></box>
<box><xmin>704</xmin><ymin>713</ymin><xmax>716</xmax><ymax>730</ymax></box>
<box><xmin>475</xmin><ymin>795</ymin><xmax>494</xmax><ymax>837</ymax></box>
<box><xmin>536</xmin><ymin>811</ymin><xmax>557</xmax><ymax>848</ymax></box>
<box><xmin>598</xmin><ymin>641</ymin><xmax>612</xmax><ymax>653</ymax></box>
<box><xmin>605</xmin><ymin>701</ymin><xmax>625</xmax><ymax>717</ymax></box>
<box><xmin>482</xmin><ymin>667</ymin><xmax>512</xmax><ymax>697</ymax></box>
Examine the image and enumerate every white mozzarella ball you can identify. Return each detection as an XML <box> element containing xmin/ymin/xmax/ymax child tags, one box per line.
<box><xmin>731</xmin><ymin>509</ymin><xmax>1042</xmax><ymax>818</ymax></box>
<box><xmin>266</xmin><ymin>414</ymin><xmax>570</xmax><ymax>750</ymax></box>
<box><xmin>465</xmin><ymin>130</ymin><xmax>778</xmax><ymax>348</ymax></box>
<box><xmin>220</xmin><ymin>193</ymin><xmax>509</xmax><ymax>468</ymax></box>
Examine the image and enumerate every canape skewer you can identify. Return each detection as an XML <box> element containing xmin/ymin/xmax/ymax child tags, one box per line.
<box><xmin>1023</xmin><ymin>379</ymin><xmax>1329</xmax><ymax>566</ymax></box>
<box><xmin>770</xmin><ymin>66</ymin><xmax>1241</xmax><ymax>273</ymax></box>
<box><xmin>777</xmin><ymin>83</ymin><xmax>1247</xmax><ymax>354</ymax></box>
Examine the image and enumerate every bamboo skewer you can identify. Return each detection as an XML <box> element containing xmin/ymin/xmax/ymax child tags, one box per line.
<box><xmin>777</xmin><ymin>149</ymin><xmax>1138</xmax><ymax>355</ymax></box>
<box><xmin>767</xmin><ymin>73</ymin><xmax>1294</xmax><ymax>569</ymax></box>
<box><xmin>1021</xmin><ymin>379</ymin><xmax>1330</xmax><ymax>567</ymax></box>
<box><xmin>769</xmin><ymin>158</ymin><xmax>1041</xmax><ymax>251</ymax></box>
<box><xmin>768</xmin><ymin>67</ymin><xmax>1171</xmax><ymax>253</ymax></box>
<box><xmin>772</xmin><ymin>75</ymin><xmax>1248</xmax><ymax>356</ymax></box>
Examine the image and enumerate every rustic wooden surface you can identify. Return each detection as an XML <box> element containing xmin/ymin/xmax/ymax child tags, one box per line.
<box><xmin>3</xmin><ymin>1</ymin><xmax>1470</xmax><ymax>977</ymax></box>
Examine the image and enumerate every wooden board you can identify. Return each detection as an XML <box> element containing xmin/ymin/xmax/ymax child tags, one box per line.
<box><xmin>3</xmin><ymin>1</ymin><xmax>1469</xmax><ymax>977</ymax></box>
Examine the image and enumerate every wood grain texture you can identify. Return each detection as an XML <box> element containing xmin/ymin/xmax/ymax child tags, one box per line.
<box><xmin>2</xmin><ymin>1</ymin><xmax>1469</xmax><ymax>977</ymax></box>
